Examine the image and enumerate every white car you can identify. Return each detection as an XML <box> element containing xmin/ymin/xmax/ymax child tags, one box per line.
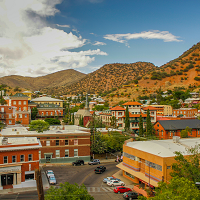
<box><xmin>103</xmin><ymin>177</ymin><xmax>115</xmax><ymax>183</ymax></box>
<box><xmin>49</xmin><ymin>176</ymin><xmax>57</xmax><ymax>185</ymax></box>
<box><xmin>107</xmin><ymin>180</ymin><xmax>125</xmax><ymax>187</ymax></box>
<box><xmin>46</xmin><ymin>170</ymin><xmax>54</xmax><ymax>179</ymax></box>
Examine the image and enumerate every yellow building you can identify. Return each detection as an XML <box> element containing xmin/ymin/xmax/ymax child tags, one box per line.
<box><xmin>22</xmin><ymin>91</ymin><xmax>32</xmax><ymax>100</ymax></box>
<box><xmin>144</xmin><ymin>105</ymin><xmax>172</xmax><ymax>116</ymax></box>
<box><xmin>117</xmin><ymin>137</ymin><xmax>200</xmax><ymax>196</ymax></box>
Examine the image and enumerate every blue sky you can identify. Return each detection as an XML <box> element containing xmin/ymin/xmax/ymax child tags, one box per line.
<box><xmin>0</xmin><ymin>0</ymin><xmax>200</xmax><ymax>77</ymax></box>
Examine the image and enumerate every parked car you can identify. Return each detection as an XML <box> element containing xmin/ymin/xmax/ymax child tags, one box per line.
<box><xmin>94</xmin><ymin>166</ymin><xmax>106</xmax><ymax>174</ymax></box>
<box><xmin>88</xmin><ymin>159</ymin><xmax>100</xmax><ymax>165</ymax></box>
<box><xmin>114</xmin><ymin>186</ymin><xmax>132</xmax><ymax>194</ymax></box>
<box><xmin>46</xmin><ymin>170</ymin><xmax>54</xmax><ymax>179</ymax></box>
<box><xmin>123</xmin><ymin>191</ymin><xmax>143</xmax><ymax>199</ymax></box>
<box><xmin>72</xmin><ymin>160</ymin><xmax>84</xmax><ymax>166</ymax></box>
<box><xmin>49</xmin><ymin>176</ymin><xmax>57</xmax><ymax>185</ymax></box>
<box><xmin>107</xmin><ymin>180</ymin><xmax>125</xmax><ymax>187</ymax></box>
<box><xmin>103</xmin><ymin>177</ymin><xmax>121</xmax><ymax>183</ymax></box>
<box><xmin>103</xmin><ymin>177</ymin><xmax>115</xmax><ymax>183</ymax></box>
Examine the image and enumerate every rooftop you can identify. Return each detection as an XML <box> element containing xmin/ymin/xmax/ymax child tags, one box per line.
<box><xmin>122</xmin><ymin>102</ymin><xmax>142</xmax><ymax>106</ymax></box>
<box><xmin>32</xmin><ymin>96</ymin><xmax>63</xmax><ymax>102</ymax></box>
<box><xmin>126</xmin><ymin>137</ymin><xmax>200</xmax><ymax>157</ymax></box>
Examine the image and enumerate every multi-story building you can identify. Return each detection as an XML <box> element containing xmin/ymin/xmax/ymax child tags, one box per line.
<box><xmin>110</xmin><ymin>106</ymin><xmax>126</xmax><ymax>129</ymax></box>
<box><xmin>0</xmin><ymin>105</ymin><xmax>16</xmax><ymax>125</ymax></box>
<box><xmin>1</xmin><ymin>125</ymin><xmax>91</xmax><ymax>164</ymax></box>
<box><xmin>99</xmin><ymin>110</ymin><xmax>112</xmax><ymax>126</ymax></box>
<box><xmin>117</xmin><ymin>137</ymin><xmax>200</xmax><ymax>197</ymax></box>
<box><xmin>154</xmin><ymin>119</ymin><xmax>200</xmax><ymax>139</ymax></box>
<box><xmin>122</xmin><ymin>102</ymin><xmax>142</xmax><ymax>114</ymax></box>
<box><xmin>6</xmin><ymin>93</ymin><xmax>30</xmax><ymax>126</ymax></box>
<box><xmin>144</xmin><ymin>105</ymin><xmax>172</xmax><ymax>116</ymax></box>
<box><xmin>141</xmin><ymin>106</ymin><xmax>157</xmax><ymax>123</ymax></box>
<box><xmin>173</xmin><ymin>108</ymin><xmax>198</xmax><ymax>118</ymax></box>
<box><xmin>0</xmin><ymin>137</ymin><xmax>41</xmax><ymax>190</ymax></box>
<box><xmin>30</xmin><ymin>95</ymin><xmax>64</xmax><ymax>119</ymax></box>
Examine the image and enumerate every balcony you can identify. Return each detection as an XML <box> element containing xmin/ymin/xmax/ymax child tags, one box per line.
<box><xmin>130</xmin><ymin>120</ymin><xmax>139</xmax><ymax>123</ymax></box>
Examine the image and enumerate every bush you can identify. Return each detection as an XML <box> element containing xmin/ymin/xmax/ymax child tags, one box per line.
<box><xmin>194</xmin><ymin>77</ymin><xmax>200</xmax><ymax>81</ymax></box>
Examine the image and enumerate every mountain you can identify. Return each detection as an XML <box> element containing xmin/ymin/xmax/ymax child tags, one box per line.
<box><xmin>0</xmin><ymin>69</ymin><xmax>86</xmax><ymax>92</ymax></box>
<box><xmin>45</xmin><ymin>62</ymin><xmax>157</xmax><ymax>95</ymax></box>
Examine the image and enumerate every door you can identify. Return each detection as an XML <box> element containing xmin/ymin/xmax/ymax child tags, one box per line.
<box><xmin>45</xmin><ymin>155</ymin><xmax>51</xmax><ymax>163</ymax></box>
<box><xmin>1</xmin><ymin>174</ymin><xmax>13</xmax><ymax>186</ymax></box>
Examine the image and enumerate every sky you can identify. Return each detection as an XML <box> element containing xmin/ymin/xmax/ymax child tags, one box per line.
<box><xmin>0</xmin><ymin>0</ymin><xmax>200</xmax><ymax>77</ymax></box>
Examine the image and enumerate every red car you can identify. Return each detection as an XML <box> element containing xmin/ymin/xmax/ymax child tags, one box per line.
<box><xmin>113</xmin><ymin>186</ymin><xmax>132</xmax><ymax>194</ymax></box>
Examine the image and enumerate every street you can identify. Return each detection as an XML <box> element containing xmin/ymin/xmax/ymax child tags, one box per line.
<box><xmin>0</xmin><ymin>162</ymin><xmax>132</xmax><ymax>200</ymax></box>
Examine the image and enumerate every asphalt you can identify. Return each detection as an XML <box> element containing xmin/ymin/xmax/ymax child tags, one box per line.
<box><xmin>0</xmin><ymin>159</ymin><xmax>118</xmax><ymax>195</ymax></box>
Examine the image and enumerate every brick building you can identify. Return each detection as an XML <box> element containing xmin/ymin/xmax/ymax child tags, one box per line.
<box><xmin>0</xmin><ymin>137</ymin><xmax>41</xmax><ymax>190</ymax></box>
<box><xmin>173</xmin><ymin>108</ymin><xmax>198</xmax><ymax>118</ymax></box>
<box><xmin>154</xmin><ymin>119</ymin><xmax>200</xmax><ymax>139</ymax></box>
<box><xmin>0</xmin><ymin>105</ymin><xmax>16</xmax><ymax>125</ymax></box>
<box><xmin>6</xmin><ymin>93</ymin><xmax>30</xmax><ymax>126</ymax></box>
<box><xmin>1</xmin><ymin>125</ymin><xmax>91</xmax><ymax>164</ymax></box>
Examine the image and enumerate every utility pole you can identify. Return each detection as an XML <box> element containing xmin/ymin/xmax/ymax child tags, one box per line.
<box><xmin>35</xmin><ymin>168</ymin><xmax>44</xmax><ymax>200</ymax></box>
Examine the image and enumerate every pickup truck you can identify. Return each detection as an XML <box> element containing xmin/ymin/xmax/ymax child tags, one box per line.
<box><xmin>94</xmin><ymin>166</ymin><xmax>106</xmax><ymax>174</ymax></box>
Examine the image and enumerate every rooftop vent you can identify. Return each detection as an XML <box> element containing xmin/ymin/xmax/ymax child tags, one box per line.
<box><xmin>173</xmin><ymin>136</ymin><xmax>180</xmax><ymax>143</ymax></box>
<box><xmin>2</xmin><ymin>137</ymin><xmax>8</xmax><ymax>145</ymax></box>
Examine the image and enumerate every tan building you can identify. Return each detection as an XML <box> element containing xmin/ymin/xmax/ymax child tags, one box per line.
<box><xmin>145</xmin><ymin>105</ymin><xmax>172</xmax><ymax>116</ymax></box>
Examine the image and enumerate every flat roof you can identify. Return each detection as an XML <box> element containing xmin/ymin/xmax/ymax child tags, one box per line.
<box><xmin>126</xmin><ymin>138</ymin><xmax>200</xmax><ymax>157</ymax></box>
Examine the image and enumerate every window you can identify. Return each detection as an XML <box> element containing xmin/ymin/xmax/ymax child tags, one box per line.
<box><xmin>56</xmin><ymin>150</ymin><xmax>60</xmax><ymax>158</ymax></box>
<box><xmin>3</xmin><ymin>156</ymin><xmax>8</xmax><ymax>164</ymax></box>
<box><xmin>118</xmin><ymin>124</ymin><xmax>122</xmax><ymax>127</ymax></box>
<box><xmin>19</xmin><ymin>114</ymin><xmax>22</xmax><ymax>118</ymax></box>
<box><xmin>23</xmin><ymin>101</ymin><xmax>26</xmax><ymax>105</ymax></box>
<box><xmin>46</xmin><ymin>140</ymin><xmax>50</xmax><ymax>146</ymax></box>
<box><xmin>19</xmin><ymin>101</ymin><xmax>21</xmax><ymax>105</ymax></box>
<box><xmin>118</xmin><ymin>112</ymin><xmax>122</xmax><ymax>115</ymax></box>
<box><xmin>20</xmin><ymin>155</ymin><xmax>24</xmax><ymax>162</ymax></box>
<box><xmin>13</xmin><ymin>101</ymin><xmax>16</xmax><ymax>105</ymax></box>
<box><xmin>25</xmin><ymin>114</ymin><xmax>27</xmax><ymax>118</ymax></box>
<box><xmin>1</xmin><ymin>107</ymin><xmax>4</xmax><ymax>112</ymax></box>
<box><xmin>39</xmin><ymin>151</ymin><xmax>41</xmax><ymax>160</ymax></box>
<box><xmin>18</xmin><ymin>107</ymin><xmax>21</xmax><ymax>111</ymax></box>
<box><xmin>51</xmin><ymin>112</ymin><xmax>53</xmax><ymax>116</ymax></box>
<box><xmin>25</xmin><ymin>173</ymin><xmax>34</xmax><ymax>181</ymax></box>
<box><xmin>74</xmin><ymin>139</ymin><xmax>78</xmax><ymax>145</ymax></box>
<box><xmin>46</xmin><ymin>112</ymin><xmax>48</xmax><ymax>116</ymax></box>
<box><xmin>9</xmin><ymin>120</ymin><xmax>12</xmax><ymax>124</ymax></box>
<box><xmin>65</xmin><ymin>140</ymin><xmax>68</xmax><ymax>145</ymax></box>
<box><xmin>23</xmin><ymin>107</ymin><xmax>27</xmax><ymax>111</ymax></box>
<box><xmin>56</xmin><ymin>140</ymin><xmax>59</xmax><ymax>146</ymax></box>
<box><xmin>12</xmin><ymin>155</ymin><xmax>16</xmax><ymax>163</ymax></box>
<box><xmin>28</xmin><ymin>154</ymin><xmax>33</xmax><ymax>161</ymax></box>
<box><xmin>74</xmin><ymin>149</ymin><xmax>78</xmax><ymax>157</ymax></box>
<box><xmin>9</xmin><ymin>114</ymin><xmax>12</xmax><ymax>118</ymax></box>
<box><xmin>65</xmin><ymin>149</ymin><xmax>69</xmax><ymax>157</ymax></box>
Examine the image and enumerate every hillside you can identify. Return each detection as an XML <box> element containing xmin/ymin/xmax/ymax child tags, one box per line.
<box><xmin>0</xmin><ymin>69</ymin><xmax>86</xmax><ymax>92</ymax></box>
<box><xmin>46</xmin><ymin>62</ymin><xmax>157</xmax><ymax>95</ymax></box>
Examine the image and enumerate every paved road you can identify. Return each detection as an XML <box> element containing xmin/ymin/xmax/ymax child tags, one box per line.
<box><xmin>0</xmin><ymin>162</ymin><xmax>130</xmax><ymax>200</ymax></box>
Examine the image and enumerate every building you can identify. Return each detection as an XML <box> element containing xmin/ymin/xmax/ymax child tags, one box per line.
<box><xmin>154</xmin><ymin>119</ymin><xmax>200</xmax><ymax>139</ymax></box>
<box><xmin>122</xmin><ymin>102</ymin><xmax>142</xmax><ymax>114</ymax></box>
<box><xmin>117</xmin><ymin>137</ymin><xmax>200</xmax><ymax>196</ymax></box>
<box><xmin>0</xmin><ymin>105</ymin><xmax>16</xmax><ymax>125</ymax></box>
<box><xmin>110</xmin><ymin>106</ymin><xmax>126</xmax><ymax>129</ymax></box>
<box><xmin>173</xmin><ymin>108</ymin><xmax>198</xmax><ymax>118</ymax></box>
<box><xmin>22</xmin><ymin>91</ymin><xmax>32</xmax><ymax>100</ymax></box>
<box><xmin>141</xmin><ymin>106</ymin><xmax>157</xmax><ymax>123</ymax></box>
<box><xmin>99</xmin><ymin>110</ymin><xmax>112</xmax><ymax>126</ymax></box>
<box><xmin>31</xmin><ymin>95</ymin><xmax>64</xmax><ymax>119</ymax></box>
<box><xmin>0</xmin><ymin>137</ymin><xmax>41</xmax><ymax>190</ymax></box>
<box><xmin>144</xmin><ymin>105</ymin><xmax>172</xmax><ymax>116</ymax></box>
<box><xmin>6</xmin><ymin>93</ymin><xmax>30</xmax><ymax>126</ymax></box>
<box><xmin>1</xmin><ymin>125</ymin><xmax>91</xmax><ymax>164</ymax></box>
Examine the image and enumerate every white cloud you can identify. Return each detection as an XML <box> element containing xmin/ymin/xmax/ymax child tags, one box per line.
<box><xmin>0</xmin><ymin>0</ymin><xmax>107</xmax><ymax>77</ymax></box>
<box><xmin>93</xmin><ymin>41</ymin><xmax>106</xmax><ymax>46</ymax></box>
<box><xmin>56</xmin><ymin>24</ymin><xmax>70</xmax><ymax>28</ymax></box>
<box><xmin>104</xmin><ymin>30</ymin><xmax>182</xmax><ymax>45</ymax></box>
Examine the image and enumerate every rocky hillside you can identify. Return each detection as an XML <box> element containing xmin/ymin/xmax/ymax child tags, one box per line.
<box><xmin>47</xmin><ymin>62</ymin><xmax>156</xmax><ymax>95</ymax></box>
<box><xmin>0</xmin><ymin>69</ymin><xmax>86</xmax><ymax>92</ymax></box>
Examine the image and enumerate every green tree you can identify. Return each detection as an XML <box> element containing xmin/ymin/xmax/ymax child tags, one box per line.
<box><xmin>149</xmin><ymin>177</ymin><xmax>200</xmax><ymax>200</ymax></box>
<box><xmin>110</xmin><ymin>116</ymin><xmax>117</xmax><ymax>129</ymax></box>
<box><xmin>125</xmin><ymin>106</ymin><xmax>130</xmax><ymax>132</ymax></box>
<box><xmin>91</xmin><ymin>131</ymin><xmax>107</xmax><ymax>154</ymax></box>
<box><xmin>146</xmin><ymin>109</ymin><xmax>152</xmax><ymax>137</ymax></box>
<box><xmin>45</xmin><ymin>182</ymin><xmax>94</xmax><ymax>200</ymax></box>
<box><xmin>44</xmin><ymin>118</ymin><xmax>61</xmax><ymax>125</ymax></box>
<box><xmin>72</xmin><ymin>113</ymin><xmax>75</xmax><ymax>125</ymax></box>
<box><xmin>180</xmin><ymin>126</ymin><xmax>191</xmax><ymax>138</ymax></box>
<box><xmin>171</xmin><ymin>145</ymin><xmax>200</xmax><ymax>183</ymax></box>
<box><xmin>139</xmin><ymin>115</ymin><xmax>144</xmax><ymax>136</ymax></box>
<box><xmin>31</xmin><ymin>107</ymin><xmax>38</xmax><ymax>120</ymax></box>
<box><xmin>29</xmin><ymin>120</ymin><xmax>50</xmax><ymax>133</ymax></box>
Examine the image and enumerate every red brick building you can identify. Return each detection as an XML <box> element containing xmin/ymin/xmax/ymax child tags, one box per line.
<box><xmin>0</xmin><ymin>105</ymin><xmax>15</xmax><ymax>125</ymax></box>
<box><xmin>6</xmin><ymin>93</ymin><xmax>30</xmax><ymax>126</ymax></box>
<box><xmin>154</xmin><ymin>119</ymin><xmax>200</xmax><ymax>139</ymax></box>
<box><xmin>173</xmin><ymin>108</ymin><xmax>198</xmax><ymax>118</ymax></box>
<box><xmin>0</xmin><ymin>137</ymin><xmax>41</xmax><ymax>190</ymax></box>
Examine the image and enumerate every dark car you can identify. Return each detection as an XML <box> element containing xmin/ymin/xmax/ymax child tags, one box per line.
<box><xmin>123</xmin><ymin>191</ymin><xmax>142</xmax><ymax>199</ymax></box>
<box><xmin>72</xmin><ymin>160</ymin><xmax>84</xmax><ymax>166</ymax></box>
<box><xmin>94</xmin><ymin>166</ymin><xmax>106</xmax><ymax>174</ymax></box>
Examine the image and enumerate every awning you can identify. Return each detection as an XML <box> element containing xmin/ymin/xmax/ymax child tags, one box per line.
<box><xmin>44</xmin><ymin>153</ymin><xmax>53</xmax><ymax>155</ymax></box>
